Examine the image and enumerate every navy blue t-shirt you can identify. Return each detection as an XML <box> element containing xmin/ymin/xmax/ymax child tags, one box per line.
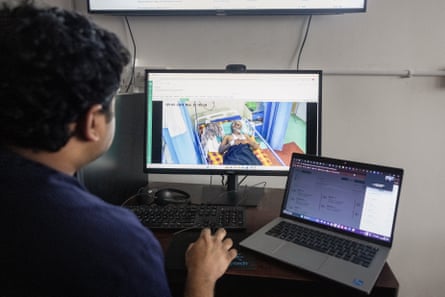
<box><xmin>0</xmin><ymin>149</ymin><xmax>172</xmax><ymax>297</ymax></box>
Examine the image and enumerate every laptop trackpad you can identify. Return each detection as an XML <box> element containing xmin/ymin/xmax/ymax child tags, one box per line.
<box><xmin>273</xmin><ymin>243</ymin><xmax>328</xmax><ymax>270</ymax></box>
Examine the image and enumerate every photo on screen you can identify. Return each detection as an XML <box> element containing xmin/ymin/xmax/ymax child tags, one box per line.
<box><xmin>159</xmin><ymin>98</ymin><xmax>309</xmax><ymax>169</ymax></box>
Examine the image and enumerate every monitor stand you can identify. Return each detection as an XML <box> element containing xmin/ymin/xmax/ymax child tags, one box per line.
<box><xmin>201</xmin><ymin>174</ymin><xmax>264</xmax><ymax>207</ymax></box>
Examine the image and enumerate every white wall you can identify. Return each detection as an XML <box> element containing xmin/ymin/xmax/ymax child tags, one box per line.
<box><xmin>60</xmin><ymin>1</ymin><xmax>445</xmax><ymax>296</ymax></box>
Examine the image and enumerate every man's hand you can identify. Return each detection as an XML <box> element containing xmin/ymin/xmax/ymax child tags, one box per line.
<box><xmin>184</xmin><ymin>228</ymin><xmax>238</xmax><ymax>297</ymax></box>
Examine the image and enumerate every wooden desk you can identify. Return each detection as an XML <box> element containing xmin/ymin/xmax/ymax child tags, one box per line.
<box><xmin>150</xmin><ymin>183</ymin><xmax>399</xmax><ymax>297</ymax></box>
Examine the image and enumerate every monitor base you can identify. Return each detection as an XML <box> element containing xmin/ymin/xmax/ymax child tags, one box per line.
<box><xmin>200</xmin><ymin>185</ymin><xmax>264</xmax><ymax>207</ymax></box>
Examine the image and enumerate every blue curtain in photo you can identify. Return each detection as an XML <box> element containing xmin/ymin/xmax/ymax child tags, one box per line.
<box><xmin>261</xmin><ymin>102</ymin><xmax>291</xmax><ymax>151</ymax></box>
<box><xmin>162</xmin><ymin>102</ymin><xmax>202</xmax><ymax>164</ymax></box>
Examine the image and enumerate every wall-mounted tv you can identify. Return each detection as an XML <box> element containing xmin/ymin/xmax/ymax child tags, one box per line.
<box><xmin>87</xmin><ymin>0</ymin><xmax>367</xmax><ymax>16</ymax></box>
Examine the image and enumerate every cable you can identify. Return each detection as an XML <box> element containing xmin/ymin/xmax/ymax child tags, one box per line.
<box><xmin>238</xmin><ymin>175</ymin><xmax>248</xmax><ymax>186</ymax></box>
<box><xmin>249</xmin><ymin>181</ymin><xmax>267</xmax><ymax>188</ymax></box>
<box><xmin>124</xmin><ymin>16</ymin><xmax>136</xmax><ymax>93</ymax></box>
<box><xmin>120</xmin><ymin>186</ymin><xmax>152</xmax><ymax>207</ymax></box>
<box><xmin>296</xmin><ymin>15</ymin><xmax>313</xmax><ymax>70</ymax></box>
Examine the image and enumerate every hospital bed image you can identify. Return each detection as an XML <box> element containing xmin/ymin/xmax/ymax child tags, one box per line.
<box><xmin>161</xmin><ymin>101</ymin><xmax>305</xmax><ymax>167</ymax></box>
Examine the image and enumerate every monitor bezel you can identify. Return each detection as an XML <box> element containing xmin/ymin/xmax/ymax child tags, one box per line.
<box><xmin>87</xmin><ymin>1</ymin><xmax>367</xmax><ymax>16</ymax></box>
<box><xmin>143</xmin><ymin>68</ymin><xmax>322</xmax><ymax>177</ymax></box>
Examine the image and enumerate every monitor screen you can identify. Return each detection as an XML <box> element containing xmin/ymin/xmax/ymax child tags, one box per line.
<box><xmin>88</xmin><ymin>0</ymin><xmax>366</xmax><ymax>16</ymax></box>
<box><xmin>144</xmin><ymin>69</ymin><xmax>321</xmax><ymax>174</ymax></box>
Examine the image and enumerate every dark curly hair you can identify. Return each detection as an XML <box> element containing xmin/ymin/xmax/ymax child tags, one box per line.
<box><xmin>0</xmin><ymin>0</ymin><xmax>130</xmax><ymax>151</ymax></box>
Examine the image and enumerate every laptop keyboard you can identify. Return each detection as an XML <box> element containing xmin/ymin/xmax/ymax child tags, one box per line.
<box><xmin>266</xmin><ymin>221</ymin><xmax>378</xmax><ymax>267</ymax></box>
<box><xmin>125</xmin><ymin>204</ymin><xmax>246</xmax><ymax>230</ymax></box>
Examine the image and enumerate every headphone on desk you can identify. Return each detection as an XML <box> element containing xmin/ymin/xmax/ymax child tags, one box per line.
<box><xmin>153</xmin><ymin>188</ymin><xmax>191</xmax><ymax>205</ymax></box>
<box><xmin>121</xmin><ymin>186</ymin><xmax>191</xmax><ymax>206</ymax></box>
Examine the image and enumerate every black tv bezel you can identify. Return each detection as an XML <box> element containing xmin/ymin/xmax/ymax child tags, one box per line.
<box><xmin>87</xmin><ymin>1</ymin><xmax>367</xmax><ymax>16</ymax></box>
<box><xmin>143</xmin><ymin>69</ymin><xmax>322</xmax><ymax>177</ymax></box>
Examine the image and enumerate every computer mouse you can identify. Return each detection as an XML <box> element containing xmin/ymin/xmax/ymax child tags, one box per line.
<box><xmin>155</xmin><ymin>188</ymin><xmax>190</xmax><ymax>205</ymax></box>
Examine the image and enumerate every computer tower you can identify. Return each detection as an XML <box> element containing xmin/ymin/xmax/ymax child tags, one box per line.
<box><xmin>77</xmin><ymin>93</ymin><xmax>148</xmax><ymax>205</ymax></box>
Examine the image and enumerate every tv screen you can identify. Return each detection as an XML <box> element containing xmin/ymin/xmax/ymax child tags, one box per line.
<box><xmin>88</xmin><ymin>0</ymin><xmax>366</xmax><ymax>16</ymax></box>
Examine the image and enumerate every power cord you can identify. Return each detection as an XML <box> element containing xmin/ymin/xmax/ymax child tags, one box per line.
<box><xmin>291</xmin><ymin>14</ymin><xmax>313</xmax><ymax>70</ymax></box>
<box><xmin>124</xmin><ymin>16</ymin><xmax>136</xmax><ymax>93</ymax></box>
<box><xmin>120</xmin><ymin>186</ymin><xmax>153</xmax><ymax>207</ymax></box>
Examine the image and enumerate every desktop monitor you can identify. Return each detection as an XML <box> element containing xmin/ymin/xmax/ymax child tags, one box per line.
<box><xmin>144</xmin><ymin>68</ymin><xmax>322</xmax><ymax>206</ymax></box>
<box><xmin>78</xmin><ymin>93</ymin><xmax>148</xmax><ymax>205</ymax></box>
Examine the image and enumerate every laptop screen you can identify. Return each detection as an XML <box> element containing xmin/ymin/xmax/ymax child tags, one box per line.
<box><xmin>282</xmin><ymin>153</ymin><xmax>403</xmax><ymax>245</ymax></box>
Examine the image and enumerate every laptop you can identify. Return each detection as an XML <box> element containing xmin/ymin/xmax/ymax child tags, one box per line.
<box><xmin>240</xmin><ymin>153</ymin><xmax>403</xmax><ymax>294</ymax></box>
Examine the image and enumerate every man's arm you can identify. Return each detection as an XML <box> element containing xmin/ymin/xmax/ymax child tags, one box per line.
<box><xmin>218</xmin><ymin>136</ymin><xmax>231</xmax><ymax>154</ymax></box>
<box><xmin>245</xmin><ymin>134</ymin><xmax>260</xmax><ymax>150</ymax></box>
<box><xmin>184</xmin><ymin>228</ymin><xmax>237</xmax><ymax>297</ymax></box>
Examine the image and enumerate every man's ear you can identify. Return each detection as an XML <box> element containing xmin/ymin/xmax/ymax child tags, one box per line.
<box><xmin>77</xmin><ymin>104</ymin><xmax>104</xmax><ymax>141</ymax></box>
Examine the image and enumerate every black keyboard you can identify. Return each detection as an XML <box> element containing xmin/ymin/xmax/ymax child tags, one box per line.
<box><xmin>125</xmin><ymin>204</ymin><xmax>246</xmax><ymax>230</ymax></box>
<box><xmin>266</xmin><ymin>221</ymin><xmax>378</xmax><ymax>267</ymax></box>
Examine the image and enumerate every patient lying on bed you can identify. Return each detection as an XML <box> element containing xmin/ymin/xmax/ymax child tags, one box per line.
<box><xmin>218</xmin><ymin>120</ymin><xmax>262</xmax><ymax>165</ymax></box>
